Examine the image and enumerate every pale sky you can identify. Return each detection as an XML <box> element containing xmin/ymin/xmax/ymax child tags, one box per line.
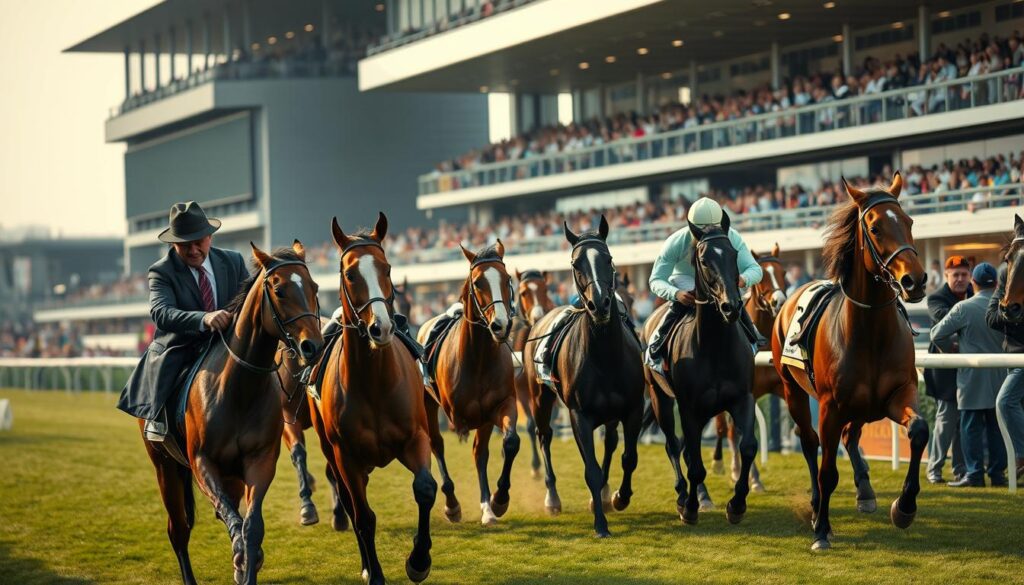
<box><xmin>0</xmin><ymin>0</ymin><xmax>158</xmax><ymax>238</ymax></box>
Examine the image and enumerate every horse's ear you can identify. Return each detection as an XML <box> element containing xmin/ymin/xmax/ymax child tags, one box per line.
<box><xmin>515</xmin><ymin>268</ymin><xmax>523</xmax><ymax>280</ymax></box>
<box><xmin>402</xmin><ymin>276</ymin><xmax>409</xmax><ymax>289</ymax></box>
<box><xmin>598</xmin><ymin>215</ymin><xmax>610</xmax><ymax>241</ymax></box>
<box><xmin>461</xmin><ymin>244</ymin><xmax>477</xmax><ymax>264</ymax></box>
<box><xmin>370</xmin><ymin>212</ymin><xmax>388</xmax><ymax>243</ymax></box>
<box><xmin>720</xmin><ymin>210</ymin><xmax>731</xmax><ymax>233</ymax></box>
<box><xmin>843</xmin><ymin>177</ymin><xmax>868</xmax><ymax>204</ymax></box>
<box><xmin>291</xmin><ymin>239</ymin><xmax>306</xmax><ymax>261</ymax></box>
<box><xmin>771</xmin><ymin>242</ymin><xmax>781</xmax><ymax>258</ymax></box>
<box><xmin>622</xmin><ymin>273</ymin><xmax>631</xmax><ymax>287</ymax></box>
<box><xmin>889</xmin><ymin>171</ymin><xmax>903</xmax><ymax>198</ymax></box>
<box><xmin>331</xmin><ymin>217</ymin><xmax>351</xmax><ymax>251</ymax></box>
<box><xmin>1015</xmin><ymin>214</ymin><xmax>1024</xmax><ymax>239</ymax></box>
<box><xmin>542</xmin><ymin>270</ymin><xmax>550</xmax><ymax>283</ymax></box>
<box><xmin>495</xmin><ymin>238</ymin><xmax>505</xmax><ymax>259</ymax></box>
<box><xmin>688</xmin><ymin>220</ymin><xmax>706</xmax><ymax>241</ymax></box>
<box><xmin>563</xmin><ymin>221</ymin><xmax>580</xmax><ymax>247</ymax></box>
<box><xmin>250</xmin><ymin>242</ymin><xmax>272</xmax><ymax>270</ymax></box>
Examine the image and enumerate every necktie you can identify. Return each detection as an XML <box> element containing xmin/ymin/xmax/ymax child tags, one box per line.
<box><xmin>197</xmin><ymin>267</ymin><xmax>215</xmax><ymax>312</ymax></box>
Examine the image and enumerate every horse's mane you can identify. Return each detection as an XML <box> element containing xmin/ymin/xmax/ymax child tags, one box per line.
<box><xmin>225</xmin><ymin>247</ymin><xmax>305</xmax><ymax>315</ymax></box>
<box><xmin>821</xmin><ymin>187</ymin><xmax>892</xmax><ymax>281</ymax></box>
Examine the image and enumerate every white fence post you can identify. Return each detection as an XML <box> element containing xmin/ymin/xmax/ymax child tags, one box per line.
<box><xmin>995</xmin><ymin>407</ymin><xmax>1017</xmax><ymax>494</ymax></box>
<box><xmin>891</xmin><ymin>421</ymin><xmax>901</xmax><ymax>471</ymax></box>
<box><xmin>755</xmin><ymin>401</ymin><xmax>768</xmax><ymax>467</ymax></box>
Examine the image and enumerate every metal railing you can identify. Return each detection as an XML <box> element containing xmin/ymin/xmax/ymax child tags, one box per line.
<box><xmin>367</xmin><ymin>0</ymin><xmax>539</xmax><ymax>56</ymax></box>
<box><xmin>419</xmin><ymin>67</ymin><xmax>1024</xmax><ymax>196</ymax></box>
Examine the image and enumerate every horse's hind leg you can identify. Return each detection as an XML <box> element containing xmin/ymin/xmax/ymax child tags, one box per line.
<box><xmin>888</xmin><ymin>391</ymin><xmax>930</xmax><ymax>531</ymax></box>
<box><xmin>843</xmin><ymin>422</ymin><xmax>876</xmax><ymax>513</ymax></box>
<box><xmin>325</xmin><ymin>464</ymin><xmax>350</xmax><ymax>531</ymax></box>
<box><xmin>613</xmin><ymin>405</ymin><xmax>642</xmax><ymax>512</ymax></box>
<box><xmin>729</xmin><ymin>416</ymin><xmax>743</xmax><ymax>482</ymax></box>
<box><xmin>712</xmin><ymin>413</ymin><xmax>727</xmax><ymax>475</ymax></box>
<box><xmin>726</xmin><ymin>394</ymin><xmax>758</xmax><ymax>525</ymax></box>
<box><xmin>649</xmin><ymin>383</ymin><xmax>687</xmax><ymax>518</ymax></box>
<box><xmin>781</xmin><ymin>370</ymin><xmax>821</xmax><ymax>524</ymax></box>
<box><xmin>286</xmin><ymin>433</ymin><xmax>319</xmax><ymax>526</ymax></box>
<box><xmin>193</xmin><ymin>457</ymin><xmax>246</xmax><ymax>583</ymax></box>
<box><xmin>679</xmin><ymin>411</ymin><xmax>709</xmax><ymax>525</ymax></box>
<box><xmin>569</xmin><ymin>410</ymin><xmax>612</xmax><ymax>537</ymax></box>
<box><xmin>143</xmin><ymin>435</ymin><xmax>197</xmax><ymax>585</ymax></box>
<box><xmin>592</xmin><ymin>423</ymin><xmax>618</xmax><ymax>513</ymax></box>
<box><xmin>533</xmin><ymin>387</ymin><xmax>562</xmax><ymax>515</ymax></box>
<box><xmin>401</xmin><ymin>433</ymin><xmax>437</xmax><ymax>584</ymax></box>
<box><xmin>474</xmin><ymin>424</ymin><xmax>499</xmax><ymax>526</ymax></box>
<box><xmin>491</xmin><ymin>398</ymin><xmax>521</xmax><ymax>518</ymax></box>
<box><xmin>517</xmin><ymin>373</ymin><xmax>542</xmax><ymax>478</ymax></box>
<box><xmin>240</xmin><ymin>455</ymin><xmax>277</xmax><ymax>585</ymax></box>
<box><xmin>425</xmin><ymin>394</ymin><xmax>461</xmax><ymax>522</ymax></box>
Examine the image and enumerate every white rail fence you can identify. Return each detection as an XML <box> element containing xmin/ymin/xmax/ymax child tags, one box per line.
<box><xmin>2</xmin><ymin>351</ymin><xmax>1020</xmax><ymax>492</ymax></box>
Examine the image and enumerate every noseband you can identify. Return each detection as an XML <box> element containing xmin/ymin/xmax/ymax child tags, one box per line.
<box><xmin>338</xmin><ymin>240</ymin><xmax>396</xmax><ymax>337</ymax></box>
<box><xmin>843</xmin><ymin>195</ymin><xmax>919</xmax><ymax>309</ymax></box>
<box><xmin>465</xmin><ymin>256</ymin><xmax>517</xmax><ymax>330</ymax></box>
<box><xmin>570</xmin><ymin>238</ymin><xmax>617</xmax><ymax>309</ymax></box>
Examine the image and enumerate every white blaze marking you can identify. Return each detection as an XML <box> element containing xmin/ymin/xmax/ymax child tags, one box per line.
<box><xmin>357</xmin><ymin>255</ymin><xmax>392</xmax><ymax>336</ymax></box>
<box><xmin>586</xmin><ymin>248</ymin><xmax>603</xmax><ymax>298</ymax></box>
<box><xmin>290</xmin><ymin>273</ymin><xmax>304</xmax><ymax>291</ymax></box>
<box><xmin>886</xmin><ymin>209</ymin><xmax>898</xmax><ymax>223</ymax></box>
<box><xmin>484</xmin><ymin>268</ymin><xmax>509</xmax><ymax>324</ymax></box>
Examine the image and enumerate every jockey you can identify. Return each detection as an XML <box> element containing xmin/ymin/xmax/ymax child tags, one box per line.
<box><xmin>644</xmin><ymin>197</ymin><xmax>767</xmax><ymax>371</ymax></box>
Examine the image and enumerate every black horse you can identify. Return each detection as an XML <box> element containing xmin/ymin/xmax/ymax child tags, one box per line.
<box><xmin>522</xmin><ymin>216</ymin><xmax>645</xmax><ymax>537</ymax></box>
<box><xmin>642</xmin><ymin>214</ymin><xmax>758</xmax><ymax>525</ymax></box>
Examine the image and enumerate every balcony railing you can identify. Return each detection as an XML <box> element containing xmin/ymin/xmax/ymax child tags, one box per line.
<box><xmin>367</xmin><ymin>0</ymin><xmax>539</xmax><ymax>56</ymax></box>
<box><xmin>419</xmin><ymin>67</ymin><xmax>1024</xmax><ymax>197</ymax></box>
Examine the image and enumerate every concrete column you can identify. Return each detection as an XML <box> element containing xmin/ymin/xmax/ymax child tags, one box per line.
<box><xmin>688</xmin><ymin>60</ymin><xmax>698</xmax><ymax>99</ymax></box>
<box><xmin>123</xmin><ymin>47</ymin><xmax>131</xmax><ymax>99</ymax></box>
<box><xmin>636</xmin><ymin>72</ymin><xmax>645</xmax><ymax>113</ymax></box>
<box><xmin>508</xmin><ymin>92</ymin><xmax>520</xmax><ymax>135</ymax></box>
<box><xmin>597</xmin><ymin>84</ymin><xmax>607</xmax><ymax>117</ymax></box>
<box><xmin>804</xmin><ymin>249</ymin><xmax>816</xmax><ymax>276</ymax></box>
<box><xmin>322</xmin><ymin>0</ymin><xmax>332</xmax><ymax>51</ymax></box>
<box><xmin>572</xmin><ymin>89</ymin><xmax>583</xmax><ymax>123</ymax></box>
<box><xmin>185</xmin><ymin>20</ymin><xmax>194</xmax><ymax>74</ymax></box>
<box><xmin>139</xmin><ymin>40</ymin><xmax>146</xmax><ymax>91</ymax></box>
<box><xmin>242</xmin><ymin>0</ymin><xmax>252</xmax><ymax>50</ymax></box>
<box><xmin>841</xmin><ymin>24</ymin><xmax>852</xmax><ymax>75</ymax></box>
<box><xmin>222</xmin><ymin>7</ymin><xmax>232</xmax><ymax>60</ymax></box>
<box><xmin>169</xmin><ymin>27</ymin><xmax>176</xmax><ymax>80</ymax></box>
<box><xmin>386</xmin><ymin>0</ymin><xmax>396</xmax><ymax>35</ymax></box>
<box><xmin>918</xmin><ymin>5</ymin><xmax>931</xmax><ymax>59</ymax></box>
<box><xmin>770</xmin><ymin>41</ymin><xmax>781</xmax><ymax>90</ymax></box>
<box><xmin>153</xmin><ymin>34</ymin><xmax>161</xmax><ymax>88</ymax></box>
<box><xmin>203</xmin><ymin>15</ymin><xmax>211</xmax><ymax>70</ymax></box>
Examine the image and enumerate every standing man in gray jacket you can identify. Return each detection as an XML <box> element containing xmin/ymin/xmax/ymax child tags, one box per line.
<box><xmin>931</xmin><ymin>262</ymin><xmax>1008</xmax><ymax>488</ymax></box>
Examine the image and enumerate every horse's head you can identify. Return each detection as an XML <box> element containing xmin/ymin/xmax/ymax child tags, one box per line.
<box><xmin>564</xmin><ymin>215</ymin><xmax>616</xmax><ymax>325</ymax></box>
<box><xmin>331</xmin><ymin>212</ymin><xmax>396</xmax><ymax>348</ymax></box>
<box><xmin>515</xmin><ymin>268</ymin><xmax>554</xmax><ymax>326</ymax></box>
<box><xmin>250</xmin><ymin>241</ymin><xmax>324</xmax><ymax>366</ymax></box>
<box><xmin>394</xmin><ymin>276</ymin><xmax>414</xmax><ymax>321</ymax></box>
<box><xmin>999</xmin><ymin>214</ymin><xmax>1024</xmax><ymax>323</ymax></box>
<box><xmin>689</xmin><ymin>213</ymin><xmax>743</xmax><ymax>324</ymax></box>
<box><xmin>461</xmin><ymin>240</ymin><xmax>515</xmax><ymax>343</ymax></box>
<box><xmin>845</xmin><ymin>172</ymin><xmax>927</xmax><ymax>302</ymax></box>
<box><xmin>752</xmin><ymin>243</ymin><xmax>788</xmax><ymax>317</ymax></box>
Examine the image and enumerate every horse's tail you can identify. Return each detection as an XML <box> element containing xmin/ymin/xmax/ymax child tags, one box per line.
<box><xmin>179</xmin><ymin>465</ymin><xmax>196</xmax><ymax>529</ymax></box>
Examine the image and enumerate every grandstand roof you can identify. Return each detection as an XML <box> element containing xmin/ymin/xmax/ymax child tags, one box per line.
<box><xmin>65</xmin><ymin>0</ymin><xmax>383</xmax><ymax>54</ymax></box>
<box><xmin>360</xmin><ymin>0</ymin><xmax>983</xmax><ymax>93</ymax></box>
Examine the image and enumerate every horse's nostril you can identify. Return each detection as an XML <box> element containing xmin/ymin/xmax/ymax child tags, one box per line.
<box><xmin>721</xmin><ymin>302</ymin><xmax>733</xmax><ymax>314</ymax></box>
<box><xmin>602</xmin><ymin>297</ymin><xmax>611</xmax><ymax>309</ymax></box>
<box><xmin>489</xmin><ymin>321</ymin><xmax>502</xmax><ymax>334</ymax></box>
<box><xmin>368</xmin><ymin>322</ymin><xmax>382</xmax><ymax>338</ymax></box>
<box><xmin>1010</xmin><ymin>303</ymin><xmax>1023</xmax><ymax>317</ymax></box>
<box><xmin>300</xmin><ymin>340</ymin><xmax>317</xmax><ymax>360</ymax></box>
<box><xmin>586</xmin><ymin>300</ymin><xmax>597</xmax><ymax>312</ymax></box>
<box><xmin>900</xmin><ymin>274</ymin><xmax>916</xmax><ymax>291</ymax></box>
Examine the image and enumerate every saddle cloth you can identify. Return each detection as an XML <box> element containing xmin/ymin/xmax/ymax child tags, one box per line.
<box><xmin>780</xmin><ymin>280</ymin><xmax>838</xmax><ymax>373</ymax></box>
<box><xmin>156</xmin><ymin>336</ymin><xmax>214</xmax><ymax>467</ymax></box>
<box><xmin>533</xmin><ymin>307</ymin><xmax>586</xmax><ymax>390</ymax></box>
<box><xmin>418</xmin><ymin>305</ymin><xmax>462</xmax><ymax>388</ymax></box>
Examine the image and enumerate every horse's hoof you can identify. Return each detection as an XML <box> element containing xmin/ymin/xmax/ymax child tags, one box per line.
<box><xmin>726</xmin><ymin>502</ymin><xmax>745</xmax><ymax>525</ymax></box>
<box><xmin>751</xmin><ymin>480</ymin><xmax>766</xmax><ymax>494</ymax></box>
<box><xmin>544</xmin><ymin>492</ymin><xmax>561</xmax><ymax>516</ymax></box>
<box><xmin>490</xmin><ymin>496</ymin><xmax>510</xmax><ymax>518</ymax></box>
<box><xmin>300</xmin><ymin>503</ymin><xmax>320</xmax><ymax>526</ymax></box>
<box><xmin>481</xmin><ymin>503</ymin><xmax>498</xmax><ymax>526</ymax></box>
<box><xmin>444</xmin><ymin>503</ymin><xmax>462</xmax><ymax>523</ymax></box>
<box><xmin>890</xmin><ymin>498</ymin><xmax>915</xmax><ymax>529</ymax></box>
<box><xmin>595</xmin><ymin>529</ymin><xmax>612</xmax><ymax>538</ymax></box>
<box><xmin>406</xmin><ymin>554</ymin><xmax>432</xmax><ymax>583</ymax></box>
<box><xmin>699</xmin><ymin>497</ymin><xmax>715</xmax><ymax>512</ymax></box>
<box><xmin>611</xmin><ymin>490</ymin><xmax>630</xmax><ymax>511</ymax></box>
<box><xmin>361</xmin><ymin>568</ymin><xmax>370</xmax><ymax>583</ymax></box>
<box><xmin>681</xmin><ymin>507</ymin><xmax>699</xmax><ymax>525</ymax></box>
<box><xmin>857</xmin><ymin>498</ymin><xmax>878</xmax><ymax>514</ymax></box>
<box><xmin>711</xmin><ymin>460</ymin><xmax>725</xmax><ymax>475</ymax></box>
<box><xmin>545</xmin><ymin>505</ymin><xmax>561</xmax><ymax>516</ymax></box>
<box><xmin>234</xmin><ymin>568</ymin><xmax>244</xmax><ymax>585</ymax></box>
<box><xmin>333</xmin><ymin>512</ymin><xmax>349</xmax><ymax>531</ymax></box>
<box><xmin>811</xmin><ymin>538</ymin><xmax>832</xmax><ymax>551</ymax></box>
<box><xmin>531</xmin><ymin>467</ymin><xmax>541</xmax><ymax>480</ymax></box>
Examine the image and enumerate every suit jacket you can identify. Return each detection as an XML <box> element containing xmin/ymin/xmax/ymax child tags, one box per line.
<box><xmin>117</xmin><ymin>247</ymin><xmax>250</xmax><ymax>420</ymax></box>
<box><xmin>924</xmin><ymin>283</ymin><xmax>971</xmax><ymax>402</ymax></box>
<box><xmin>930</xmin><ymin>289</ymin><xmax>1006</xmax><ymax>409</ymax></box>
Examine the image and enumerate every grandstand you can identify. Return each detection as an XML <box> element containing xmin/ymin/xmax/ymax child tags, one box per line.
<box><xmin>53</xmin><ymin>0</ymin><xmax>1024</xmax><ymax>332</ymax></box>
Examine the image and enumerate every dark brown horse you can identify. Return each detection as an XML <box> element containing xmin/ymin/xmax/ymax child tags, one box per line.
<box><xmin>418</xmin><ymin>241</ymin><xmax>519</xmax><ymax>525</ymax></box>
<box><xmin>511</xmin><ymin>268</ymin><xmax>556</xmax><ymax>478</ymax></box>
<box><xmin>523</xmin><ymin>216</ymin><xmax>645</xmax><ymax>537</ymax></box>
<box><xmin>998</xmin><ymin>215</ymin><xmax>1024</xmax><ymax>321</ymax></box>
<box><xmin>141</xmin><ymin>243</ymin><xmax>324</xmax><ymax>585</ymax></box>
<box><xmin>309</xmin><ymin>214</ymin><xmax>436</xmax><ymax>584</ymax></box>
<box><xmin>771</xmin><ymin>173</ymin><xmax>928</xmax><ymax>551</ymax></box>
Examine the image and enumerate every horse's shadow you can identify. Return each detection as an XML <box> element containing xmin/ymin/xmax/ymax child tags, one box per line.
<box><xmin>0</xmin><ymin>540</ymin><xmax>94</xmax><ymax>584</ymax></box>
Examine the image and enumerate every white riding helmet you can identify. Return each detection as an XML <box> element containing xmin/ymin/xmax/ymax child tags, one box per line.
<box><xmin>687</xmin><ymin>197</ymin><xmax>724</xmax><ymax>227</ymax></box>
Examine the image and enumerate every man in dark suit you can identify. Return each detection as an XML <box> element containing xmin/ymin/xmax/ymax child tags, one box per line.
<box><xmin>924</xmin><ymin>255</ymin><xmax>971</xmax><ymax>483</ymax></box>
<box><xmin>118</xmin><ymin>201</ymin><xmax>250</xmax><ymax>440</ymax></box>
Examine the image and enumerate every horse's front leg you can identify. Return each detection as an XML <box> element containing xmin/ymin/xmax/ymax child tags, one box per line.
<box><xmin>592</xmin><ymin>423</ymin><xmax>618</xmax><ymax>512</ymax></box>
<box><xmin>473</xmin><ymin>424</ymin><xmax>498</xmax><ymax>525</ymax></box>
<box><xmin>843</xmin><ymin>422</ymin><xmax>876</xmax><ymax>513</ymax></box>
<box><xmin>533</xmin><ymin>387</ymin><xmax>562</xmax><ymax>515</ymax></box>
<box><xmin>425</xmin><ymin>392</ymin><xmax>460</xmax><ymax>522</ymax></box>
<box><xmin>338</xmin><ymin>458</ymin><xmax>385</xmax><ymax>584</ymax></box>
<box><xmin>648</xmin><ymin>383</ymin><xmax>687</xmax><ymax>517</ymax></box>
<box><xmin>811</xmin><ymin>405</ymin><xmax>843</xmax><ymax>551</ymax></box>
<box><xmin>613</xmin><ymin>402</ymin><xmax>642</xmax><ymax>511</ymax></box>
<box><xmin>679</xmin><ymin>410</ymin><xmax>708</xmax><ymax>525</ymax></box>
<box><xmin>888</xmin><ymin>391</ymin><xmax>930</xmax><ymax>531</ymax></box>
<box><xmin>569</xmin><ymin>411</ymin><xmax>612</xmax><ymax>537</ymax></box>
<box><xmin>400</xmin><ymin>431</ymin><xmax>437</xmax><ymax>583</ymax></box>
<box><xmin>516</xmin><ymin>373</ymin><xmax>542</xmax><ymax>478</ymax></box>
<box><xmin>240</xmin><ymin>453</ymin><xmax>277</xmax><ymax>585</ymax></box>
<box><xmin>193</xmin><ymin>456</ymin><xmax>246</xmax><ymax>582</ymax></box>
<box><xmin>287</xmin><ymin>438</ymin><xmax>319</xmax><ymax>526</ymax></box>
<box><xmin>726</xmin><ymin>393</ymin><xmax>758</xmax><ymax>525</ymax></box>
<box><xmin>491</xmin><ymin>396</ymin><xmax>520</xmax><ymax>518</ymax></box>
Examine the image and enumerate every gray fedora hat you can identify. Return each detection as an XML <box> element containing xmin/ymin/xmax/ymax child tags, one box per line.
<box><xmin>158</xmin><ymin>201</ymin><xmax>222</xmax><ymax>243</ymax></box>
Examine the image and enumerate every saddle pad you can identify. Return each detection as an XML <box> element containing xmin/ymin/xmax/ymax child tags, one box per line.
<box><xmin>419</xmin><ymin>310</ymin><xmax>461</xmax><ymax>387</ymax></box>
<box><xmin>781</xmin><ymin>281</ymin><xmax>836</xmax><ymax>370</ymax></box>
<box><xmin>175</xmin><ymin>336</ymin><xmax>214</xmax><ymax>429</ymax></box>
<box><xmin>307</xmin><ymin>328</ymin><xmax>343</xmax><ymax>409</ymax></box>
<box><xmin>534</xmin><ymin>307</ymin><xmax>584</xmax><ymax>390</ymax></box>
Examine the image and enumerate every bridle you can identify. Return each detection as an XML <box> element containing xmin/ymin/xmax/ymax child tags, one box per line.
<box><xmin>465</xmin><ymin>256</ymin><xmax>517</xmax><ymax>330</ymax></box>
<box><xmin>692</xmin><ymin>232</ymin><xmax>732</xmax><ymax>310</ymax></box>
<box><xmin>843</xmin><ymin>194</ymin><xmax>918</xmax><ymax>309</ymax></box>
<box><xmin>337</xmin><ymin>240</ymin><xmax>396</xmax><ymax>337</ymax></box>
<box><xmin>750</xmin><ymin>256</ymin><xmax>785</xmax><ymax>316</ymax></box>
<box><xmin>516</xmin><ymin>269</ymin><xmax>546</xmax><ymax>326</ymax></box>
<box><xmin>570</xmin><ymin>237</ymin><xmax>617</xmax><ymax>308</ymax></box>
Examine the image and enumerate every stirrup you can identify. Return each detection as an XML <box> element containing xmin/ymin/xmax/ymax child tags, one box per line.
<box><xmin>144</xmin><ymin>416</ymin><xmax>168</xmax><ymax>442</ymax></box>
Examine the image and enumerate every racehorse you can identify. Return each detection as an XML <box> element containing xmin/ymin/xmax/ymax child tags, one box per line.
<box><xmin>511</xmin><ymin>268</ymin><xmax>555</xmax><ymax>479</ymax></box>
<box><xmin>309</xmin><ymin>214</ymin><xmax>436</xmax><ymax>584</ymax></box>
<box><xmin>394</xmin><ymin>277</ymin><xmax>416</xmax><ymax>330</ymax></box>
<box><xmin>771</xmin><ymin>173</ymin><xmax>928</xmax><ymax>551</ymax></box>
<box><xmin>140</xmin><ymin>243</ymin><xmax>324</xmax><ymax>585</ymax></box>
<box><xmin>998</xmin><ymin>214</ymin><xmax>1024</xmax><ymax>320</ymax></box>
<box><xmin>522</xmin><ymin>216</ymin><xmax>645</xmax><ymax>537</ymax></box>
<box><xmin>418</xmin><ymin>241</ymin><xmax>520</xmax><ymax>525</ymax></box>
<box><xmin>642</xmin><ymin>213</ymin><xmax>758</xmax><ymax>526</ymax></box>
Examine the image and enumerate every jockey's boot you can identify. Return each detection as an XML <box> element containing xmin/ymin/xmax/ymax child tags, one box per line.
<box><xmin>644</xmin><ymin>302</ymin><xmax>686</xmax><ymax>373</ymax></box>
<box><xmin>739</xmin><ymin>310</ymin><xmax>769</xmax><ymax>350</ymax></box>
<box><xmin>322</xmin><ymin>308</ymin><xmax>344</xmax><ymax>337</ymax></box>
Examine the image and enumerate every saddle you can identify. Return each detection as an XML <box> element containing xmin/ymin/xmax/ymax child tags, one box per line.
<box><xmin>534</xmin><ymin>307</ymin><xmax>585</xmax><ymax>390</ymax></box>
<box><xmin>419</xmin><ymin>308</ymin><xmax>462</xmax><ymax>388</ymax></box>
<box><xmin>155</xmin><ymin>336</ymin><xmax>214</xmax><ymax>467</ymax></box>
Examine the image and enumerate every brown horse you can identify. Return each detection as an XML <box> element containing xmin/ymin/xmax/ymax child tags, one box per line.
<box><xmin>418</xmin><ymin>241</ymin><xmax>520</xmax><ymax>525</ymax></box>
<box><xmin>141</xmin><ymin>243</ymin><xmax>324</xmax><ymax>585</ymax></box>
<box><xmin>771</xmin><ymin>173</ymin><xmax>928</xmax><ymax>551</ymax></box>
<box><xmin>511</xmin><ymin>268</ymin><xmax>556</xmax><ymax>478</ymax></box>
<box><xmin>309</xmin><ymin>214</ymin><xmax>436</xmax><ymax>585</ymax></box>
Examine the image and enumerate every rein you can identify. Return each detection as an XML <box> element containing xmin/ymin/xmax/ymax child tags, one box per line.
<box><xmin>570</xmin><ymin>238</ymin><xmax>618</xmax><ymax>309</ymax></box>
<box><xmin>840</xmin><ymin>195</ymin><xmax>916</xmax><ymax>309</ymax></box>
<box><xmin>464</xmin><ymin>256</ymin><xmax>517</xmax><ymax>331</ymax></box>
<box><xmin>337</xmin><ymin>240</ymin><xmax>396</xmax><ymax>337</ymax></box>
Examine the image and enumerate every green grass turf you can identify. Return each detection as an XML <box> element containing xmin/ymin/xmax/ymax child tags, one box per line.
<box><xmin>0</xmin><ymin>388</ymin><xmax>1021</xmax><ymax>584</ymax></box>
